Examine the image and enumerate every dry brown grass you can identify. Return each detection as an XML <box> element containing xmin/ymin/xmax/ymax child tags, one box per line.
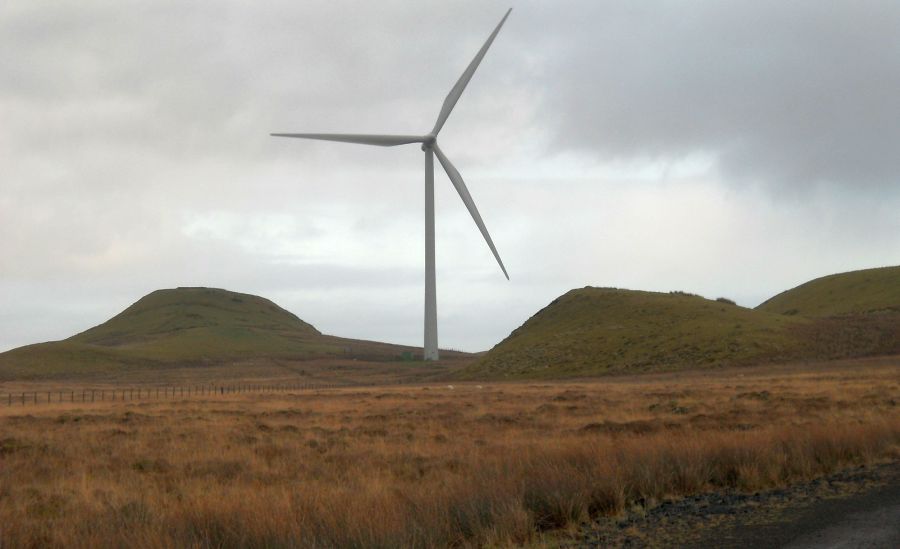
<box><xmin>1</xmin><ymin>359</ymin><xmax>899</xmax><ymax>547</ymax></box>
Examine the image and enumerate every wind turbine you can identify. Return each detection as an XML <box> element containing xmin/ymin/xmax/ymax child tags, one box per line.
<box><xmin>272</xmin><ymin>8</ymin><xmax>512</xmax><ymax>361</ymax></box>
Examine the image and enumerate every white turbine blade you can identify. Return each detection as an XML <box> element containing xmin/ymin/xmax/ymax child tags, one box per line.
<box><xmin>270</xmin><ymin>133</ymin><xmax>425</xmax><ymax>147</ymax></box>
<box><xmin>433</xmin><ymin>143</ymin><xmax>509</xmax><ymax>280</ymax></box>
<box><xmin>431</xmin><ymin>8</ymin><xmax>512</xmax><ymax>136</ymax></box>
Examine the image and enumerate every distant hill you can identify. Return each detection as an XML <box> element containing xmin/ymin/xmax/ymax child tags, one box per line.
<box><xmin>69</xmin><ymin>287</ymin><xmax>322</xmax><ymax>353</ymax></box>
<box><xmin>458</xmin><ymin>265</ymin><xmax>900</xmax><ymax>380</ymax></box>
<box><xmin>5</xmin><ymin>265</ymin><xmax>898</xmax><ymax>381</ymax></box>
<box><xmin>756</xmin><ymin>266</ymin><xmax>900</xmax><ymax>317</ymax></box>
<box><xmin>456</xmin><ymin>287</ymin><xmax>805</xmax><ymax>379</ymax></box>
<box><xmin>0</xmin><ymin>287</ymin><xmax>463</xmax><ymax>379</ymax></box>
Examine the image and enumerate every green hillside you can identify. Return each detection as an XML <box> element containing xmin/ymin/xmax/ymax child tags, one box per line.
<box><xmin>5</xmin><ymin>266</ymin><xmax>897</xmax><ymax>382</ymax></box>
<box><xmin>457</xmin><ymin>288</ymin><xmax>806</xmax><ymax>380</ymax></box>
<box><xmin>69</xmin><ymin>287</ymin><xmax>323</xmax><ymax>356</ymax></box>
<box><xmin>757</xmin><ymin>266</ymin><xmax>900</xmax><ymax>317</ymax></box>
<box><xmin>0</xmin><ymin>287</ymin><xmax>445</xmax><ymax>380</ymax></box>
<box><xmin>74</xmin><ymin>287</ymin><xmax>321</xmax><ymax>342</ymax></box>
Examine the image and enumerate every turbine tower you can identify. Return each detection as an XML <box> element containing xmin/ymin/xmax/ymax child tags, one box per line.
<box><xmin>272</xmin><ymin>9</ymin><xmax>512</xmax><ymax>361</ymax></box>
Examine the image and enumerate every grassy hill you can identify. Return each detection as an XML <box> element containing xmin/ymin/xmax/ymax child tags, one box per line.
<box><xmin>458</xmin><ymin>265</ymin><xmax>900</xmax><ymax>380</ymax></box>
<box><xmin>4</xmin><ymin>265</ymin><xmax>897</xmax><ymax>382</ymax></box>
<box><xmin>0</xmin><ymin>287</ymin><xmax>460</xmax><ymax>380</ymax></box>
<box><xmin>456</xmin><ymin>288</ymin><xmax>807</xmax><ymax>379</ymax></box>
<box><xmin>756</xmin><ymin>266</ymin><xmax>900</xmax><ymax>317</ymax></box>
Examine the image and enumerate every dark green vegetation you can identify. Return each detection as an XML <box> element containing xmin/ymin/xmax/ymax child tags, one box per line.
<box><xmin>2</xmin><ymin>265</ymin><xmax>898</xmax><ymax>381</ymax></box>
<box><xmin>461</xmin><ymin>265</ymin><xmax>900</xmax><ymax>379</ymax></box>
<box><xmin>457</xmin><ymin>288</ymin><xmax>803</xmax><ymax>379</ymax></box>
<box><xmin>757</xmin><ymin>265</ymin><xmax>900</xmax><ymax>317</ymax></box>
<box><xmin>0</xmin><ymin>287</ymin><xmax>465</xmax><ymax>380</ymax></box>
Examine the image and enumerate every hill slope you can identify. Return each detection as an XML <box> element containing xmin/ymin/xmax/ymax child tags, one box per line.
<box><xmin>0</xmin><ymin>287</ymin><xmax>448</xmax><ymax>379</ymax></box>
<box><xmin>69</xmin><ymin>287</ymin><xmax>323</xmax><ymax>356</ymax></box>
<box><xmin>457</xmin><ymin>288</ymin><xmax>806</xmax><ymax>379</ymax></box>
<box><xmin>756</xmin><ymin>266</ymin><xmax>900</xmax><ymax>317</ymax></box>
<box><xmin>460</xmin><ymin>265</ymin><xmax>900</xmax><ymax>380</ymax></box>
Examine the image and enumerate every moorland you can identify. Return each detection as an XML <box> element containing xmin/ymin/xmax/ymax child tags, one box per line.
<box><xmin>1</xmin><ymin>358</ymin><xmax>898</xmax><ymax>547</ymax></box>
<box><xmin>0</xmin><ymin>265</ymin><xmax>898</xmax><ymax>547</ymax></box>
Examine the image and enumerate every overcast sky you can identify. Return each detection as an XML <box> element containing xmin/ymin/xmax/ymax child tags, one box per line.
<box><xmin>2</xmin><ymin>1</ymin><xmax>898</xmax><ymax>353</ymax></box>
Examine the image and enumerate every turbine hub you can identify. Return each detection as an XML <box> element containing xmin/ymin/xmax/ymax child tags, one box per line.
<box><xmin>421</xmin><ymin>133</ymin><xmax>436</xmax><ymax>151</ymax></box>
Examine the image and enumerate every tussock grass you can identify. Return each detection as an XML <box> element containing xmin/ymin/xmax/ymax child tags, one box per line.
<box><xmin>1</xmin><ymin>360</ymin><xmax>898</xmax><ymax>547</ymax></box>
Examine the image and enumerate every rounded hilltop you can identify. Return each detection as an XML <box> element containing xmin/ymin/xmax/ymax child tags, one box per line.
<box><xmin>0</xmin><ymin>287</ymin><xmax>438</xmax><ymax>380</ymax></box>
<box><xmin>756</xmin><ymin>265</ymin><xmax>900</xmax><ymax>317</ymax></box>
<box><xmin>458</xmin><ymin>265</ymin><xmax>900</xmax><ymax>380</ymax></box>
<box><xmin>70</xmin><ymin>287</ymin><xmax>320</xmax><ymax>347</ymax></box>
<box><xmin>458</xmin><ymin>286</ymin><xmax>802</xmax><ymax>379</ymax></box>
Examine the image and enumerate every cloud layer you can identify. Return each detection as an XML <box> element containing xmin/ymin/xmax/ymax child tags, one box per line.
<box><xmin>1</xmin><ymin>1</ymin><xmax>898</xmax><ymax>352</ymax></box>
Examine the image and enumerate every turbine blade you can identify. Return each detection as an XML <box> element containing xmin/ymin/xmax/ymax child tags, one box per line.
<box><xmin>270</xmin><ymin>133</ymin><xmax>425</xmax><ymax>147</ymax></box>
<box><xmin>433</xmin><ymin>143</ymin><xmax>509</xmax><ymax>280</ymax></box>
<box><xmin>431</xmin><ymin>8</ymin><xmax>512</xmax><ymax>136</ymax></box>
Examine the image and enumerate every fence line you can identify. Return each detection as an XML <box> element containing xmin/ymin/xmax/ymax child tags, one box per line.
<box><xmin>0</xmin><ymin>381</ymin><xmax>381</xmax><ymax>407</ymax></box>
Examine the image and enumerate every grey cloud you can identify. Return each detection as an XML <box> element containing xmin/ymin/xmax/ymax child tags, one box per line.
<box><xmin>532</xmin><ymin>1</ymin><xmax>900</xmax><ymax>190</ymax></box>
<box><xmin>2</xmin><ymin>1</ymin><xmax>898</xmax><ymax>354</ymax></box>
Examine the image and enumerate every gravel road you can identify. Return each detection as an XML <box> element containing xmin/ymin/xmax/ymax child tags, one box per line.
<box><xmin>568</xmin><ymin>461</ymin><xmax>900</xmax><ymax>548</ymax></box>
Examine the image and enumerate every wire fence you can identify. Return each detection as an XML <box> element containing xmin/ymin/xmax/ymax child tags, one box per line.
<box><xmin>0</xmin><ymin>382</ymin><xmax>357</xmax><ymax>407</ymax></box>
